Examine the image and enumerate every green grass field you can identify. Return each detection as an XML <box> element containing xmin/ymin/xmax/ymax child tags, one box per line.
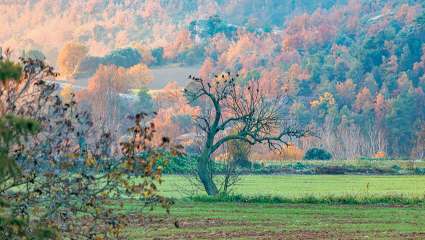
<box><xmin>159</xmin><ymin>175</ymin><xmax>425</xmax><ymax>199</ymax></box>
<box><xmin>120</xmin><ymin>175</ymin><xmax>425</xmax><ymax>239</ymax></box>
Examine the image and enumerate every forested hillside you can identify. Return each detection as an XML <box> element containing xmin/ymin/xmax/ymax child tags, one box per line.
<box><xmin>0</xmin><ymin>0</ymin><xmax>395</xmax><ymax>61</ymax></box>
<box><xmin>1</xmin><ymin>0</ymin><xmax>424</xmax><ymax>159</ymax></box>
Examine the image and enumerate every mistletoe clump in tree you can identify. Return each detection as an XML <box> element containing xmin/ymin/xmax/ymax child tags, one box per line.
<box><xmin>184</xmin><ymin>72</ymin><xmax>309</xmax><ymax>195</ymax></box>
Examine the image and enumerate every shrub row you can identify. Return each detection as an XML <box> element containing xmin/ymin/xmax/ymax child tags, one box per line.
<box><xmin>189</xmin><ymin>194</ymin><xmax>425</xmax><ymax>205</ymax></box>
<box><xmin>161</xmin><ymin>155</ymin><xmax>425</xmax><ymax>175</ymax></box>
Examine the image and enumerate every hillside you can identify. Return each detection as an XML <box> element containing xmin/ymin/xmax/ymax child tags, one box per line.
<box><xmin>1</xmin><ymin>0</ymin><xmax>424</xmax><ymax>159</ymax></box>
<box><xmin>1</xmin><ymin>0</ymin><xmax>364</xmax><ymax>62</ymax></box>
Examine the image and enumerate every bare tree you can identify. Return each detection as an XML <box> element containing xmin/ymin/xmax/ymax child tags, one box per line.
<box><xmin>410</xmin><ymin>123</ymin><xmax>425</xmax><ymax>170</ymax></box>
<box><xmin>184</xmin><ymin>72</ymin><xmax>309</xmax><ymax>195</ymax></box>
<box><xmin>317</xmin><ymin>116</ymin><xmax>369</xmax><ymax>160</ymax></box>
<box><xmin>336</xmin><ymin>122</ymin><xmax>363</xmax><ymax>160</ymax></box>
<box><xmin>365</xmin><ymin>123</ymin><xmax>387</xmax><ymax>157</ymax></box>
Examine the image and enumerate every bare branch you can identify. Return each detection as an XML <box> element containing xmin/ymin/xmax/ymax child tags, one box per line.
<box><xmin>184</xmin><ymin>72</ymin><xmax>310</xmax><ymax>195</ymax></box>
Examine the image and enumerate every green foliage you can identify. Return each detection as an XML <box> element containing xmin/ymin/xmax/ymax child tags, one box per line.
<box><xmin>161</xmin><ymin>155</ymin><xmax>197</xmax><ymax>174</ymax></box>
<box><xmin>135</xmin><ymin>87</ymin><xmax>156</xmax><ymax>113</ymax></box>
<box><xmin>0</xmin><ymin>60</ymin><xmax>22</xmax><ymax>82</ymax></box>
<box><xmin>102</xmin><ymin>47</ymin><xmax>142</xmax><ymax>68</ymax></box>
<box><xmin>0</xmin><ymin>57</ymin><xmax>40</xmax><ymax>177</ymax></box>
<box><xmin>176</xmin><ymin>46</ymin><xmax>205</xmax><ymax>65</ymax></box>
<box><xmin>160</xmin><ymin>154</ymin><xmax>240</xmax><ymax>175</ymax></box>
<box><xmin>188</xmin><ymin>15</ymin><xmax>237</xmax><ymax>40</ymax></box>
<box><xmin>158</xmin><ymin>157</ymin><xmax>424</xmax><ymax>175</ymax></box>
<box><xmin>0</xmin><ymin>216</ymin><xmax>58</xmax><ymax>240</ymax></box>
<box><xmin>0</xmin><ymin>115</ymin><xmax>40</xmax><ymax>177</ymax></box>
<box><xmin>0</xmin><ymin>58</ymin><xmax>46</xmax><ymax>238</ymax></box>
<box><xmin>189</xmin><ymin>193</ymin><xmax>425</xmax><ymax>205</ymax></box>
<box><xmin>73</xmin><ymin>56</ymin><xmax>103</xmax><ymax>78</ymax></box>
<box><xmin>385</xmin><ymin>92</ymin><xmax>418</xmax><ymax>157</ymax></box>
<box><xmin>74</xmin><ymin>48</ymin><xmax>142</xmax><ymax>77</ymax></box>
<box><xmin>24</xmin><ymin>49</ymin><xmax>46</xmax><ymax>61</ymax></box>
<box><xmin>293</xmin><ymin>162</ymin><xmax>306</xmax><ymax>170</ymax></box>
<box><xmin>304</xmin><ymin>148</ymin><xmax>332</xmax><ymax>160</ymax></box>
<box><xmin>0</xmin><ymin>116</ymin><xmax>48</xmax><ymax>239</ymax></box>
<box><xmin>151</xmin><ymin>47</ymin><xmax>164</xmax><ymax>65</ymax></box>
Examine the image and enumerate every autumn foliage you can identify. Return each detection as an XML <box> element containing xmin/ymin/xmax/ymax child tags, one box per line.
<box><xmin>0</xmin><ymin>55</ymin><xmax>179</xmax><ymax>239</ymax></box>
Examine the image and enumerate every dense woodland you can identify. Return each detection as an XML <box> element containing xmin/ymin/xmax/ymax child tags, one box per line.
<box><xmin>1</xmin><ymin>0</ymin><xmax>425</xmax><ymax>160</ymax></box>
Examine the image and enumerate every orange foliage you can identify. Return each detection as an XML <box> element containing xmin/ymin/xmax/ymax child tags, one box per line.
<box><xmin>283</xmin><ymin>64</ymin><xmax>310</xmax><ymax>96</ymax></box>
<box><xmin>373</xmin><ymin>151</ymin><xmax>386</xmax><ymax>159</ymax></box>
<box><xmin>354</xmin><ymin>87</ymin><xmax>373</xmax><ymax>112</ymax></box>
<box><xmin>280</xmin><ymin>144</ymin><xmax>304</xmax><ymax>161</ymax></box>
<box><xmin>126</xmin><ymin>63</ymin><xmax>153</xmax><ymax>88</ymax></box>
<box><xmin>87</xmin><ymin>65</ymin><xmax>128</xmax><ymax>93</ymax></box>
<box><xmin>283</xmin><ymin>10</ymin><xmax>338</xmax><ymax>50</ymax></box>
<box><xmin>164</xmin><ymin>29</ymin><xmax>193</xmax><ymax>59</ymax></box>
<box><xmin>374</xmin><ymin>93</ymin><xmax>387</xmax><ymax>125</ymax></box>
<box><xmin>87</xmin><ymin>63</ymin><xmax>152</xmax><ymax>94</ymax></box>
<box><xmin>384</xmin><ymin>55</ymin><xmax>399</xmax><ymax>74</ymax></box>
<box><xmin>221</xmin><ymin>34</ymin><xmax>254</xmax><ymax>67</ymax></box>
<box><xmin>250</xmin><ymin>149</ymin><xmax>281</xmax><ymax>162</ymax></box>
<box><xmin>133</xmin><ymin>43</ymin><xmax>154</xmax><ymax>65</ymax></box>
<box><xmin>153</xmin><ymin>82</ymin><xmax>184</xmax><ymax>108</ymax></box>
<box><xmin>274</xmin><ymin>48</ymin><xmax>302</xmax><ymax>66</ymax></box>
<box><xmin>60</xmin><ymin>84</ymin><xmax>74</xmax><ymax>103</ymax></box>
<box><xmin>151</xmin><ymin>82</ymin><xmax>200</xmax><ymax>143</ymax></box>
<box><xmin>141</xmin><ymin>0</ymin><xmax>166</xmax><ymax>18</ymax></box>
<box><xmin>396</xmin><ymin>4</ymin><xmax>421</xmax><ymax>23</ymax></box>
<box><xmin>57</xmin><ymin>42</ymin><xmax>88</xmax><ymax>77</ymax></box>
<box><xmin>281</xmin><ymin>0</ymin><xmax>365</xmax><ymax>51</ymax></box>
<box><xmin>397</xmin><ymin>72</ymin><xmax>413</xmax><ymax>92</ymax></box>
<box><xmin>250</xmin><ymin>143</ymin><xmax>304</xmax><ymax>162</ymax></box>
<box><xmin>206</xmin><ymin>33</ymin><xmax>231</xmax><ymax>56</ymax></box>
<box><xmin>199</xmin><ymin>57</ymin><xmax>214</xmax><ymax>80</ymax></box>
<box><xmin>258</xmin><ymin>68</ymin><xmax>283</xmax><ymax>98</ymax></box>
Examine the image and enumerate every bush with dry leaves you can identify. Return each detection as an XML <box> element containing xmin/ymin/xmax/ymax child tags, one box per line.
<box><xmin>0</xmin><ymin>51</ymin><xmax>180</xmax><ymax>239</ymax></box>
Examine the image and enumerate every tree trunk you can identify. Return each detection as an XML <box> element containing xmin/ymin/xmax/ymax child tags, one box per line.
<box><xmin>197</xmin><ymin>152</ymin><xmax>218</xmax><ymax>196</ymax></box>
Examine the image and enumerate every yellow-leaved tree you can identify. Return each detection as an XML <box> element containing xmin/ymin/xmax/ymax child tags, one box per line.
<box><xmin>57</xmin><ymin>42</ymin><xmax>88</xmax><ymax>77</ymax></box>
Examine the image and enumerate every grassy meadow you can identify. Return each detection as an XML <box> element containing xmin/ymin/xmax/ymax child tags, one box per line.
<box><xmin>158</xmin><ymin>175</ymin><xmax>425</xmax><ymax>199</ymax></box>
<box><xmin>118</xmin><ymin>174</ymin><xmax>425</xmax><ymax>239</ymax></box>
